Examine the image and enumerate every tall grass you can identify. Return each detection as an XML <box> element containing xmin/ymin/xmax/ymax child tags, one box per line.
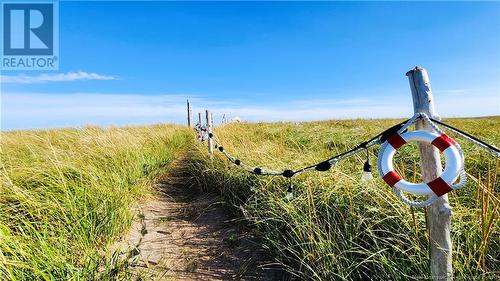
<box><xmin>190</xmin><ymin>117</ymin><xmax>499</xmax><ymax>280</ymax></box>
<box><xmin>0</xmin><ymin>124</ymin><xmax>191</xmax><ymax>280</ymax></box>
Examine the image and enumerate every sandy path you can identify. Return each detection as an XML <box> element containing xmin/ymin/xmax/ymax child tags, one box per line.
<box><xmin>117</xmin><ymin>151</ymin><xmax>283</xmax><ymax>280</ymax></box>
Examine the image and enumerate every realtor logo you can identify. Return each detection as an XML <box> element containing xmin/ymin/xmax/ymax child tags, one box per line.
<box><xmin>1</xmin><ymin>0</ymin><xmax>59</xmax><ymax>70</ymax></box>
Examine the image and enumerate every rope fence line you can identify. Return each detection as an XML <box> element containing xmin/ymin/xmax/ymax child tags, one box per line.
<box><xmin>197</xmin><ymin>114</ymin><xmax>498</xmax><ymax>175</ymax></box>
<box><xmin>194</xmin><ymin>113</ymin><xmax>499</xmax><ymax>207</ymax></box>
<box><xmin>208</xmin><ymin>120</ymin><xmax>408</xmax><ymax>177</ymax></box>
<box><xmin>429</xmin><ymin>118</ymin><xmax>500</xmax><ymax>157</ymax></box>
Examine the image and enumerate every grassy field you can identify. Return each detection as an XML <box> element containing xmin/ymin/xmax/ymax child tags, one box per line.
<box><xmin>1</xmin><ymin>117</ymin><xmax>498</xmax><ymax>280</ymax></box>
<box><xmin>0</xmin><ymin>124</ymin><xmax>191</xmax><ymax>280</ymax></box>
<box><xmin>190</xmin><ymin>117</ymin><xmax>500</xmax><ymax>280</ymax></box>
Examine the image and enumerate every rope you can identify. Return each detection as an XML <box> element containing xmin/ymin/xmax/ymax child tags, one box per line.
<box><xmin>208</xmin><ymin>119</ymin><xmax>410</xmax><ymax>177</ymax></box>
<box><xmin>429</xmin><ymin>118</ymin><xmax>500</xmax><ymax>158</ymax></box>
<box><xmin>197</xmin><ymin>112</ymin><xmax>498</xmax><ymax>208</ymax></box>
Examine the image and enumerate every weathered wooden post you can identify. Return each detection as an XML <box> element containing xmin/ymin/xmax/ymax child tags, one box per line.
<box><xmin>187</xmin><ymin>99</ymin><xmax>192</xmax><ymax>127</ymax></box>
<box><xmin>198</xmin><ymin>112</ymin><xmax>202</xmax><ymax>126</ymax></box>
<box><xmin>406</xmin><ymin>66</ymin><xmax>452</xmax><ymax>280</ymax></box>
<box><xmin>206</xmin><ymin>110</ymin><xmax>214</xmax><ymax>154</ymax></box>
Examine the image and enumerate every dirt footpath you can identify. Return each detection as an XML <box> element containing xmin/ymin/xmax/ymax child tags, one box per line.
<box><xmin>116</xmin><ymin>151</ymin><xmax>284</xmax><ymax>280</ymax></box>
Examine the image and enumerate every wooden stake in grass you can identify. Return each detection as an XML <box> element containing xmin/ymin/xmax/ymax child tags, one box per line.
<box><xmin>187</xmin><ymin>99</ymin><xmax>193</xmax><ymax>128</ymax></box>
<box><xmin>407</xmin><ymin>66</ymin><xmax>453</xmax><ymax>280</ymax></box>
<box><xmin>206</xmin><ymin>110</ymin><xmax>214</xmax><ymax>155</ymax></box>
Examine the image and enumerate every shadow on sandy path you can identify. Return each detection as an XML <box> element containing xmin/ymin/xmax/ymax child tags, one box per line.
<box><xmin>120</xmin><ymin>150</ymin><xmax>285</xmax><ymax>280</ymax></box>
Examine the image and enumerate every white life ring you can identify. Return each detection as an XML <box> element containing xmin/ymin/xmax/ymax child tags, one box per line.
<box><xmin>378</xmin><ymin>130</ymin><xmax>462</xmax><ymax>196</ymax></box>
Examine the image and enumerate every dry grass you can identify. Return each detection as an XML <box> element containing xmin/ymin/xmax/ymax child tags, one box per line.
<box><xmin>1</xmin><ymin>117</ymin><xmax>498</xmax><ymax>280</ymax></box>
<box><xmin>190</xmin><ymin>117</ymin><xmax>499</xmax><ymax>280</ymax></box>
<box><xmin>0</xmin><ymin>124</ymin><xmax>191</xmax><ymax>280</ymax></box>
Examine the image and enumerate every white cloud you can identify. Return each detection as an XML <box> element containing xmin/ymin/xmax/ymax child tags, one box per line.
<box><xmin>175</xmin><ymin>90</ymin><xmax>500</xmax><ymax>123</ymax></box>
<box><xmin>1</xmin><ymin>92</ymin><xmax>205</xmax><ymax>130</ymax></box>
<box><xmin>1</xmin><ymin>91</ymin><xmax>498</xmax><ymax>131</ymax></box>
<box><xmin>0</xmin><ymin>71</ymin><xmax>117</xmax><ymax>84</ymax></box>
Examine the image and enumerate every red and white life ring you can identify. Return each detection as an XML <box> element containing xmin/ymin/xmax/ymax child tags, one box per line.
<box><xmin>378</xmin><ymin>130</ymin><xmax>462</xmax><ymax>196</ymax></box>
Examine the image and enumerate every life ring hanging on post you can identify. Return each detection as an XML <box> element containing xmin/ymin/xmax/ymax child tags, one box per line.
<box><xmin>379</xmin><ymin>130</ymin><xmax>461</xmax><ymax>196</ymax></box>
<box><xmin>377</xmin><ymin>123</ymin><xmax>466</xmax><ymax>207</ymax></box>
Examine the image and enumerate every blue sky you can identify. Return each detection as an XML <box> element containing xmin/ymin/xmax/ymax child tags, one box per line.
<box><xmin>1</xmin><ymin>1</ymin><xmax>499</xmax><ymax>130</ymax></box>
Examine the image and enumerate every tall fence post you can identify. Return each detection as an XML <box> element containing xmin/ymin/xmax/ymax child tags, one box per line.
<box><xmin>406</xmin><ymin>66</ymin><xmax>453</xmax><ymax>280</ymax></box>
<box><xmin>187</xmin><ymin>99</ymin><xmax>192</xmax><ymax>127</ymax></box>
<box><xmin>206</xmin><ymin>110</ymin><xmax>214</xmax><ymax>155</ymax></box>
<box><xmin>198</xmin><ymin>112</ymin><xmax>202</xmax><ymax>126</ymax></box>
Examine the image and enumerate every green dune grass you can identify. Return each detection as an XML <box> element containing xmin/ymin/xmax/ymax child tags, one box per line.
<box><xmin>190</xmin><ymin>117</ymin><xmax>499</xmax><ymax>280</ymax></box>
<box><xmin>0</xmin><ymin>124</ymin><xmax>191</xmax><ymax>280</ymax></box>
<box><xmin>1</xmin><ymin>117</ymin><xmax>498</xmax><ymax>280</ymax></box>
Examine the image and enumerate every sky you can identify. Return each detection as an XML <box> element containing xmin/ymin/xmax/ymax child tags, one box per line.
<box><xmin>1</xmin><ymin>1</ymin><xmax>499</xmax><ymax>130</ymax></box>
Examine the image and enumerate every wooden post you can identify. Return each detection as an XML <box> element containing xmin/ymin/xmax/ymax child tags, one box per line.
<box><xmin>206</xmin><ymin>110</ymin><xmax>214</xmax><ymax>154</ymax></box>
<box><xmin>406</xmin><ymin>66</ymin><xmax>452</xmax><ymax>280</ymax></box>
<box><xmin>187</xmin><ymin>99</ymin><xmax>192</xmax><ymax>127</ymax></box>
<box><xmin>198</xmin><ymin>112</ymin><xmax>202</xmax><ymax>126</ymax></box>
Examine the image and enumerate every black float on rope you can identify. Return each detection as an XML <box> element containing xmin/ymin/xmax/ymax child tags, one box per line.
<box><xmin>315</xmin><ymin>160</ymin><xmax>332</xmax><ymax>171</ymax></box>
<box><xmin>282</xmin><ymin>169</ymin><xmax>295</xmax><ymax>178</ymax></box>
